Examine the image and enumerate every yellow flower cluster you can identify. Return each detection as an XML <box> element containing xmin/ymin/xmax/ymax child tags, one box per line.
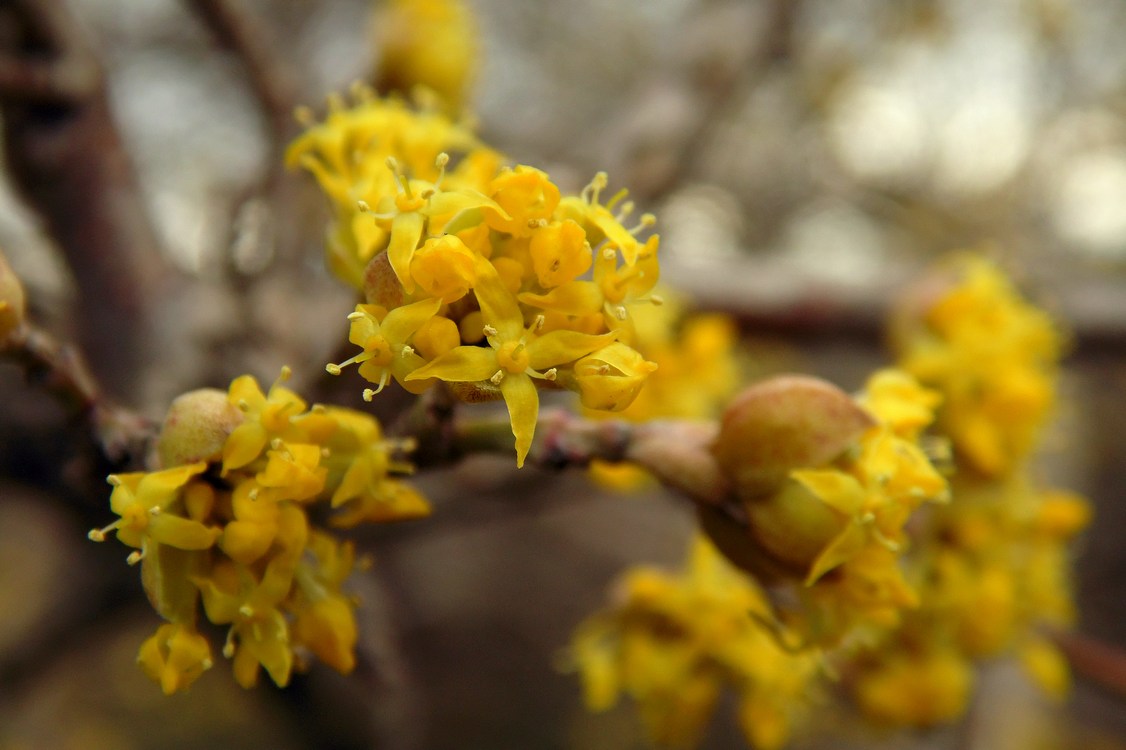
<box><xmin>846</xmin><ymin>255</ymin><xmax>1090</xmax><ymax>726</ymax></box>
<box><xmin>88</xmin><ymin>369</ymin><xmax>427</xmax><ymax>694</ymax></box>
<box><xmin>892</xmin><ymin>254</ymin><xmax>1062</xmax><ymax>477</ymax></box>
<box><xmin>721</xmin><ymin>370</ymin><xmax>948</xmax><ymax>648</ymax></box>
<box><xmin>571</xmin><ymin>536</ymin><xmax>820</xmax><ymax>750</ymax></box>
<box><xmin>290</xmin><ymin>88</ymin><xmax>661</xmax><ymax>467</ymax></box>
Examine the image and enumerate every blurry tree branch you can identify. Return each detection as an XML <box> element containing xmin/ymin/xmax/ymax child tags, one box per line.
<box><xmin>3</xmin><ymin>320</ymin><xmax>154</xmax><ymax>465</ymax></box>
<box><xmin>183</xmin><ymin>0</ymin><xmax>300</xmax><ymax>143</ymax></box>
<box><xmin>0</xmin><ymin>0</ymin><xmax>166</xmax><ymax>398</ymax></box>
<box><xmin>664</xmin><ymin>256</ymin><xmax>1126</xmax><ymax>349</ymax></box>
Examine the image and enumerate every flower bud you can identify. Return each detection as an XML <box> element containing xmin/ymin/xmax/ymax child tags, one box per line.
<box><xmin>0</xmin><ymin>248</ymin><xmax>27</xmax><ymax>343</ymax></box>
<box><xmin>156</xmin><ymin>388</ymin><xmax>245</xmax><ymax>468</ymax></box>
<box><xmin>362</xmin><ymin>250</ymin><xmax>407</xmax><ymax>310</ymax></box>
<box><xmin>710</xmin><ymin>375</ymin><xmax>874</xmax><ymax>502</ymax></box>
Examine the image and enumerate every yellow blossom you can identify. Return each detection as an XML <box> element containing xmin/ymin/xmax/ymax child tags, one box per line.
<box><xmin>570</xmin><ymin>537</ymin><xmax>819</xmax><ymax>750</ymax></box>
<box><xmin>528</xmin><ymin>219</ymin><xmax>591</xmax><ymax>288</ymax></box>
<box><xmin>374</xmin><ymin>0</ymin><xmax>480</xmax><ymax>110</ymax></box>
<box><xmin>197</xmin><ymin>545</ymin><xmax>303</xmax><ymax>688</ymax></box>
<box><xmin>137</xmin><ymin>622</ymin><xmax>214</xmax><ymax>695</ymax></box>
<box><xmin>409</xmin><ymin>234</ymin><xmax>479</xmax><ymax>302</ymax></box>
<box><xmin>222</xmin><ymin>369</ymin><xmax>307</xmax><ymax>474</ymax></box>
<box><xmin>853</xmin><ymin>649</ymin><xmax>973</xmax><ymax>726</ymax></box>
<box><xmin>89</xmin><ymin>463</ymin><xmax>216</xmax><ymax>560</ymax></box>
<box><xmin>254</xmin><ymin>441</ymin><xmax>327</xmax><ymax>503</ymax></box>
<box><xmin>291</xmin><ymin>532</ymin><xmax>359</xmax><ymax>674</ymax></box>
<box><xmin>326</xmin><ymin>297</ymin><xmax>442</xmax><ymax>394</ymax></box>
<box><xmin>893</xmin><ymin>255</ymin><xmax>1062</xmax><ymax>476</ymax></box>
<box><xmin>407</xmin><ymin>261</ymin><xmax>615</xmax><ymax>466</ymax></box>
<box><xmin>572</xmin><ymin>342</ymin><xmax>658</xmax><ymax>412</ymax></box>
<box><xmin>485</xmin><ymin>165</ymin><xmax>561</xmax><ymax>237</ymax></box>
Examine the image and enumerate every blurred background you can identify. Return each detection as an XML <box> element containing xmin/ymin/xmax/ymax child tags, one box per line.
<box><xmin>1</xmin><ymin>0</ymin><xmax>1125</xmax><ymax>747</ymax></box>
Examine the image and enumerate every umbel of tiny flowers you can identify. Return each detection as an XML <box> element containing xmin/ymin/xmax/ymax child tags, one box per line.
<box><xmin>88</xmin><ymin>368</ymin><xmax>428</xmax><ymax>694</ymax></box>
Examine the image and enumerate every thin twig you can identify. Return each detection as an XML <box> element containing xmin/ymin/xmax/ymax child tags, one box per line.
<box><xmin>183</xmin><ymin>0</ymin><xmax>300</xmax><ymax>142</ymax></box>
<box><xmin>0</xmin><ymin>0</ymin><xmax>166</xmax><ymax>398</ymax></box>
<box><xmin>3</xmin><ymin>322</ymin><xmax>155</xmax><ymax>465</ymax></box>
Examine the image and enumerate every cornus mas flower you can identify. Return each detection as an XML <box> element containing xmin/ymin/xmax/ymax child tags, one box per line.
<box><xmin>89</xmin><ymin>371</ymin><xmax>427</xmax><ymax>694</ymax></box>
<box><xmin>571</xmin><ymin>536</ymin><xmax>820</xmax><ymax>750</ymax></box>
<box><xmin>88</xmin><ymin>462</ymin><xmax>216</xmax><ymax>564</ymax></box>
<box><xmin>325</xmin><ymin>297</ymin><xmax>442</xmax><ymax>395</ymax></box>
<box><xmin>407</xmin><ymin>261</ymin><xmax>616</xmax><ymax>466</ymax></box>
<box><xmin>292</xmin><ymin>92</ymin><xmax>662</xmax><ymax>467</ymax></box>
<box><xmin>891</xmin><ymin>255</ymin><xmax>1062</xmax><ymax>477</ymax></box>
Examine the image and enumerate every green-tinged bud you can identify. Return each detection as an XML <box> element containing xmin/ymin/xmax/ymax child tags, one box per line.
<box><xmin>156</xmin><ymin>388</ymin><xmax>245</xmax><ymax>468</ymax></box>
<box><xmin>362</xmin><ymin>250</ymin><xmax>406</xmax><ymax>310</ymax></box>
<box><xmin>710</xmin><ymin>375</ymin><xmax>874</xmax><ymax>501</ymax></box>
<box><xmin>0</xmin><ymin>248</ymin><xmax>27</xmax><ymax>343</ymax></box>
<box><xmin>141</xmin><ymin>543</ymin><xmax>210</xmax><ymax>623</ymax></box>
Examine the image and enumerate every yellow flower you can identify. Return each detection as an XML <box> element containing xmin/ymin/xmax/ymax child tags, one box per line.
<box><xmin>557</xmin><ymin>171</ymin><xmax>655</xmax><ymax>266</ymax></box>
<box><xmin>485</xmin><ymin>165</ymin><xmax>561</xmax><ymax>237</ymax></box>
<box><xmin>89</xmin><ymin>463</ymin><xmax>216</xmax><ymax>560</ymax></box>
<box><xmin>326</xmin><ymin>297</ymin><xmax>442</xmax><ymax>394</ymax></box>
<box><xmin>197</xmin><ymin>546</ymin><xmax>303</xmax><ymax>688</ymax></box>
<box><xmin>319</xmin><ymin>408</ymin><xmax>431</xmax><ymax>527</ymax></box>
<box><xmin>374</xmin><ymin>157</ymin><xmax>507</xmax><ymax>293</ymax></box>
<box><xmin>222</xmin><ymin>369</ymin><xmax>307</xmax><ymax>474</ymax></box>
<box><xmin>137</xmin><ymin>623</ymin><xmax>213</xmax><ymax>695</ymax></box>
<box><xmin>572</xmin><ymin>342</ymin><xmax>658</xmax><ymax>412</ymax></box>
<box><xmin>374</xmin><ymin>0</ymin><xmax>480</xmax><ymax>110</ymax></box>
<box><xmin>853</xmin><ymin>649</ymin><xmax>973</xmax><ymax>726</ymax></box>
<box><xmin>528</xmin><ymin>219</ymin><xmax>591</xmax><ymax>288</ymax></box>
<box><xmin>220</xmin><ymin>479</ymin><xmax>279</xmax><ymax>565</ymax></box>
<box><xmin>858</xmin><ymin>368</ymin><xmax>942</xmax><ymax>439</ymax></box>
<box><xmin>407</xmin><ymin>261</ymin><xmax>615</xmax><ymax>466</ymax></box>
<box><xmin>410</xmin><ymin>234</ymin><xmax>479</xmax><ymax>303</ymax></box>
<box><xmin>570</xmin><ymin>537</ymin><xmax>819</xmax><ymax>750</ymax></box>
<box><xmin>893</xmin><ymin>255</ymin><xmax>1062</xmax><ymax>476</ymax></box>
<box><xmin>518</xmin><ymin>234</ymin><xmax>660</xmax><ymax>342</ymax></box>
<box><xmin>255</xmin><ymin>441</ymin><xmax>327</xmax><ymax>503</ymax></box>
<box><xmin>291</xmin><ymin>532</ymin><xmax>359</xmax><ymax>674</ymax></box>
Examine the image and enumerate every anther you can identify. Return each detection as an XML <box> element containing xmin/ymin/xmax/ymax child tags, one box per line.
<box><xmin>279</xmin><ymin>365</ymin><xmax>292</xmax><ymax>381</ymax></box>
<box><xmin>650</xmin><ymin>294</ymin><xmax>665</xmax><ymax>306</ymax></box>
<box><xmin>239</xmin><ymin>604</ymin><xmax>254</xmax><ymax>618</ymax></box>
<box><xmin>107</xmin><ymin>475</ymin><xmax>122</xmax><ymax>487</ymax></box>
<box><xmin>201</xmin><ymin>657</ymin><xmax>214</xmax><ymax>670</ymax></box>
<box><xmin>326</xmin><ymin>363</ymin><xmax>343</xmax><ymax>375</ymax></box>
<box><xmin>615</xmin><ymin>201</ymin><xmax>635</xmax><ymax>223</ymax></box>
<box><xmin>87</xmin><ymin>521</ymin><xmax>117</xmax><ymax>542</ymax></box>
<box><xmin>126</xmin><ymin>550</ymin><xmax>145</xmax><ymax>566</ymax></box>
<box><xmin>490</xmin><ymin>370</ymin><xmax>504</xmax><ymax>385</ymax></box>
<box><xmin>149</xmin><ymin>506</ymin><xmax>161</xmax><ymax>516</ymax></box>
<box><xmin>401</xmin><ymin>345</ymin><xmax>416</xmax><ymax>357</ymax></box>
<box><xmin>483</xmin><ymin>324</ymin><xmax>498</xmax><ymax>337</ymax></box>
<box><xmin>614</xmin><ymin>306</ymin><xmax>628</xmax><ymax>320</ymax></box>
<box><xmin>356</xmin><ymin>200</ymin><xmax>372</xmax><ymax>213</ymax></box>
<box><xmin>270</xmin><ymin>438</ymin><xmax>284</xmax><ymax>450</ymax></box>
<box><xmin>362</xmin><ymin>388</ymin><xmax>376</xmax><ymax>402</ymax></box>
<box><xmin>248</xmin><ymin>488</ymin><xmax>259</xmax><ymax>500</ymax></box>
<box><xmin>533</xmin><ymin>315</ymin><xmax>545</xmax><ymax>331</ymax></box>
<box><xmin>602</xmin><ymin>248</ymin><xmax>617</xmax><ymax>261</ymax></box>
<box><xmin>544</xmin><ymin>368</ymin><xmax>558</xmax><ymax>381</ymax></box>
